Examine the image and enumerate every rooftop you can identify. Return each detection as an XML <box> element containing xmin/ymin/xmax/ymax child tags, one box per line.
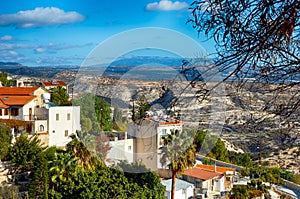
<box><xmin>0</xmin><ymin>96</ymin><xmax>36</xmax><ymax>106</ymax></box>
<box><xmin>196</xmin><ymin>164</ymin><xmax>235</xmax><ymax>175</ymax></box>
<box><xmin>182</xmin><ymin>167</ymin><xmax>221</xmax><ymax>181</ymax></box>
<box><xmin>42</xmin><ymin>80</ymin><xmax>66</xmax><ymax>87</ymax></box>
<box><xmin>0</xmin><ymin>87</ymin><xmax>40</xmax><ymax>96</ymax></box>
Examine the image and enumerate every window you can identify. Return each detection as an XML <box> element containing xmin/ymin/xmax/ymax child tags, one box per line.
<box><xmin>182</xmin><ymin>189</ymin><xmax>186</xmax><ymax>194</ymax></box>
<box><xmin>0</xmin><ymin>109</ymin><xmax>2</xmax><ymax>116</ymax></box>
<box><xmin>65</xmin><ymin>130</ymin><xmax>68</xmax><ymax>137</ymax></box>
<box><xmin>56</xmin><ymin>113</ymin><xmax>59</xmax><ymax>121</ymax></box>
<box><xmin>67</xmin><ymin>113</ymin><xmax>71</xmax><ymax>120</ymax></box>
<box><xmin>128</xmin><ymin>146</ymin><xmax>132</xmax><ymax>151</ymax></box>
<box><xmin>39</xmin><ymin>125</ymin><xmax>44</xmax><ymax>131</ymax></box>
<box><xmin>4</xmin><ymin>109</ymin><xmax>8</xmax><ymax>115</ymax></box>
<box><xmin>52</xmin><ymin>130</ymin><xmax>55</xmax><ymax>133</ymax></box>
<box><xmin>161</xmin><ymin>129</ymin><xmax>167</xmax><ymax>137</ymax></box>
<box><xmin>195</xmin><ymin>180</ymin><xmax>201</xmax><ymax>188</ymax></box>
<box><xmin>11</xmin><ymin>108</ymin><xmax>19</xmax><ymax>116</ymax></box>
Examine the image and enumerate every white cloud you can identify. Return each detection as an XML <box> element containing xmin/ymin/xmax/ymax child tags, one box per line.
<box><xmin>146</xmin><ymin>0</ymin><xmax>188</xmax><ymax>11</ymax></box>
<box><xmin>0</xmin><ymin>35</ymin><xmax>13</xmax><ymax>41</ymax></box>
<box><xmin>0</xmin><ymin>7</ymin><xmax>85</xmax><ymax>28</ymax></box>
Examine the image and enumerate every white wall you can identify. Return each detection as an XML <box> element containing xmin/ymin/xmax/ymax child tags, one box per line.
<box><xmin>48</xmin><ymin>106</ymin><xmax>80</xmax><ymax>147</ymax></box>
<box><xmin>106</xmin><ymin>138</ymin><xmax>134</xmax><ymax>165</ymax></box>
<box><xmin>157</xmin><ymin>123</ymin><xmax>182</xmax><ymax>169</ymax></box>
<box><xmin>164</xmin><ymin>186</ymin><xmax>194</xmax><ymax>199</ymax></box>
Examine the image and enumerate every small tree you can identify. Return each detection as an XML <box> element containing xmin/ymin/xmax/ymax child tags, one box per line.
<box><xmin>10</xmin><ymin>133</ymin><xmax>44</xmax><ymax>173</ymax></box>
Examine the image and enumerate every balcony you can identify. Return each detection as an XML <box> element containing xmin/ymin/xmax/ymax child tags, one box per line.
<box><xmin>23</xmin><ymin>114</ymin><xmax>48</xmax><ymax>121</ymax></box>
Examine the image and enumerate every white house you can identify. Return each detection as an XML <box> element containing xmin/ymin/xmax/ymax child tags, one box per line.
<box><xmin>161</xmin><ymin>178</ymin><xmax>194</xmax><ymax>199</ymax></box>
<box><xmin>35</xmin><ymin>106</ymin><xmax>81</xmax><ymax>147</ymax></box>
<box><xmin>182</xmin><ymin>166</ymin><xmax>225</xmax><ymax>198</ymax></box>
<box><xmin>42</xmin><ymin>80</ymin><xmax>67</xmax><ymax>92</ymax></box>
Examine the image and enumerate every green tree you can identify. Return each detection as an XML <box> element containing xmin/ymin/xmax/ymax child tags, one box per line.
<box><xmin>0</xmin><ymin>72</ymin><xmax>14</xmax><ymax>86</ymax></box>
<box><xmin>160</xmin><ymin>129</ymin><xmax>195</xmax><ymax>199</ymax></box>
<box><xmin>0</xmin><ymin>123</ymin><xmax>12</xmax><ymax>160</ymax></box>
<box><xmin>51</xmin><ymin>86</ymin><xmax>69</xmax><ymax>106</ymax></box>
<box><xmin>118</xmin><ymin>161</ymin><xmax>166</xmax><ymax>199</ymax></box>
<box><xmin>132</xmin><ymin>95</ymin><xmax>150</xmax><ymax>121</ymax></box>
<box><xmin>66</xmin><ymin>134</ymin><xmax>103</xmax><ymax>170</ymax></box>
<box><xmin>10</xmin><ymin>133</ymin><xmax>44</xmax><ymax>173</ymax></box>
<box><xmin>95</xmin><ymin>97</ymin><xmax>112</xmax><ymax>131</ymax></box>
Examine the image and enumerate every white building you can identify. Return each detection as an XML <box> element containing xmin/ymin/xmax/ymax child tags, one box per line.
<box><xmin>35</xmin><ymin>106</ymin><xmax>81</xmax><ymax>147</ymax></box>
<box><xmin>106</xmin><ymin>132</ymin><xmax>134</xmax><ymax>165</ymax></box>
<box><xmin>161</xmin><ymin>178</ymin><xmax>194</xmax><ymax>199</ymax></box>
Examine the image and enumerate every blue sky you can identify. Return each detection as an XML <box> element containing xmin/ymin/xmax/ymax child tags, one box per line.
<box><xmin>0</xmin><ymin>0</ymin><xmax>215</xmax><ymax>66</ymax></box>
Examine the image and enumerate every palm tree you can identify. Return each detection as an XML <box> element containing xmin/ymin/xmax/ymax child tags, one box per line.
<box><xmin>66</xmin><ymin>134</ymin><xmax>103</xmax><ymax>170</ymax></box>
<box><xmin>160</xmin><ymin>129</ymin><xmax>195</xmax><ymax>199</ymax></box>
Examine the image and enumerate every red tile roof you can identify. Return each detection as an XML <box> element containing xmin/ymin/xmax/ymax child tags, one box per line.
<box><xmin>182</xmin><ymin>167</ymin><xmax>221</xmax><ymax>180</ymax></box>
<box><xmin>0</xmin><ymin>87</ymin><xmax>40</xmax><ymax>96</ymax></box>
<box><xmin>0</xmin><ymin>96</ymin><xmax>35</xmax><ymax>106</ymax></box>
<box><xmin>42</xmin><ymin>80</ymin><xmax>66</xmax><ymax>87</ymax></box>
<box><xmin>196</xmin><ymin>164</ymin><xmax>235</xmax><ymax>175</ymax></box>
<box><xmin>0</xmin><ymin>101</ymin><xmax>9</xmax><ymax>108</ymax></box>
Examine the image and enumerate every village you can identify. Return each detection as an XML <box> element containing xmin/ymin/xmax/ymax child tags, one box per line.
<box><xmin>0</xmin><ymin>73</ymin><xmax>299</xmax><ymax>199</ymax></box>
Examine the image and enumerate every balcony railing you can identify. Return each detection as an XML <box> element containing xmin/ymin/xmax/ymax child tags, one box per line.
<box><xmin>22</xmin><ymin>114</ymin><xmax>48</xmax><ymax>121</ymax></box>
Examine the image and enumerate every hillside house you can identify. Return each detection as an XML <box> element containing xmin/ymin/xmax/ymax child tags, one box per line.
<box><xmin>181</xmin><ymin>166</ymin><xmax>225</xmax><ymax>198</ymax></box>
<box><xmin>42</xmin><ymin>80</ymin><xmax>67</xmax><ymax>92</ymax></box>
<box><xmin>196</xmin><ymin>164</ymin><xmax>236</xmax><ymax>191</ymax></box>
<box><xmin>0</xmin><ymin>87</ymin><xmax>49</xmax><ymax>121</ymax></box>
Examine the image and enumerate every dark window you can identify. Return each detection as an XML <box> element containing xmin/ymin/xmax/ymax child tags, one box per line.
<box><xmin>56</xmin><ymin>113</ymin><xmax>59</xmax><ymax>121</ymax></box>
<box><xmin>4</xmin><ymin>109</ymin><xmax>8</xmax><ymax>115</ymax></box>
<box><xmin>39</xmin><ymin>125</ymin><xmax>44</xmax><ymax>131</ymax></box>
<box><xmin>11</xmin><ymin>108</ymin><xmax>19</xmax><ymax>116</ymax></box>
<box><xmin>67</xmin><ymin>113</ymin><xmax>71</xmax><ymax>120</ymax></box>
<box><xmin>0</xmin><ymin>109</ymin><xmax>2</xmax><ymax>116</ymax></box>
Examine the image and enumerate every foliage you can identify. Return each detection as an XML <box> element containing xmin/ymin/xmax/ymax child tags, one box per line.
<box><xmin>228</xmin><ymin>151</ymin><xmax>253</xmax><ymax>168</ymax></box>
<box><xmin>66</xmin><ymin>134</ymin><xmax>103</xmax><ymax>170</ymax></box>
<box><xmin>112</xmin><ymin>105</ymin><xmax>127</xmax><ymax>131</ymax></box>
<box><xmin>51</xmin><ymin>86</ymin><xmax>70</xmax><ymax>106</ymax></box>
<box><xmin>195</xmin><ymin>130</ymin><xmax>253</xmax><ymax>167</ymax></box>
<box><xmin>0</xmin><ymin>185</ymin><xmax>22</xmax><ymax>199</ymax></box>
<box><xmin>117</xmin><ymin>161</ymin><xmax>166</xmax><ymax>198</ymax></box>
<box><xmin>94</xmin><ymin>133</ymin><xmax>111</xmax><ymax>161</ymax></box>
<box><xmin>240</xmin><ymin>166</ymin><xmax>283</xmax><ymax>185</ymax></box>
<box><xmin>160</xmin><ymin>129</ymin><xmax>195</xmax><ymax>199</ymax></box>
<box><xmin>73</xmin><ymin>93</ymin><xmax>112</xmax><ymax>134</ymax></box>
<box><xmin>0</xmin><ymin>123</ymin><xmax>12</xmax><ymax>160</ymax></box>
<box><xmin>230</xmin><ymin>179</ymin><xmax>268</xmax><ymax>199</ymax></box>
<box><xmin>0</xmin><ymin>72</ymin><xmax>14</xmax><ymax>86</ymax></box>
<box><xmin>290</xmin><ymin>174</ymin><xmax>300</xmax><ymax>185</ymax></box>
<box><xmin>10</xmin><ymin>133</ymin><xmax>44</xmax><ymax>173</ymax></box>
<box><xmin>95</xmin><ymin>96</ymin><xmax>112</xmax><ymax>131</ymax></box>
<box><xmin>132</xmin><ymin>95</ymin><xmax>150</xmax><ymax>121</ymax></box>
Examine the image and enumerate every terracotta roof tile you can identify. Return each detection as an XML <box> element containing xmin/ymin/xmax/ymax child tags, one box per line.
<box><xmin>42</xmin><ymin>80</ymin><xmax>66</xmax><ymax>87</ymax></box>
<box><xmin>182</xmin><ymin>167</ymin><xmax>221</xmax><ymax>180</ymax></box>
<box><xmin>0</xmin><ymin>96</ymin><xmax>35</xmax><ymax>106</ymax></box>
<box><xmin>0</xmin><ymin>87</ymin><xmax>40</xmax><ymax>95</ymax></box>
<box><xmin>196</xmin><ymin>164</ymin><xmax>235</xmax><ymax>175</ymax></box>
